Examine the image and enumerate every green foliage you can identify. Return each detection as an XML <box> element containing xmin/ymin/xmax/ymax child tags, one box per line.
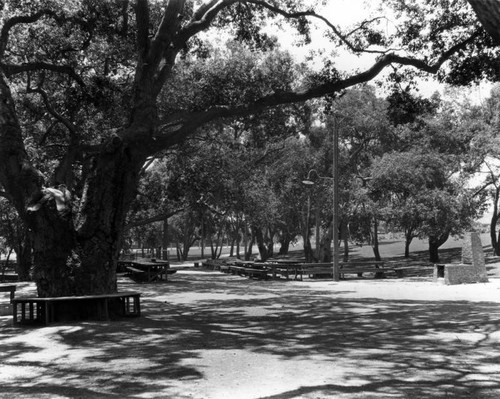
<box><xmin>386</xmin><ymin>85</ymin><xmax>439</xmax><ymax>126</ymax></box>
<box><xmin>384</xmin><ymin>0</ymin><xmax>500</xmax><ymax>86</ymax></box>
<box><xmin>162</xmin><ymin>42</ymin><xmax>300</xmax><ymax>113</ymax></box>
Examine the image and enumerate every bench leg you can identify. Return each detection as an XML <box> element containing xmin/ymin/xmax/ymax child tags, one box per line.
<box><xmin>44</xmin><ymin>303</ymin><xmax>50</xmax><ymax>325</ymax></box>
<box><xmin>134</xmin><ymin>295</ymin><xmax>141</xmax><ymax>316</ymax></box>
<box><xmin>12</xmin><ymin>302</ymin><xmax>18</xmax><ymax>325</ymax></box>
<box><xmin>374</xmin><ymin>271</ymin><xmax>385</xmax><ymax>279</ymax></box>
<box><xmin>101</xmin><ymin>298</ymin><xmax>110</xmax><ymax>320</ymax></box>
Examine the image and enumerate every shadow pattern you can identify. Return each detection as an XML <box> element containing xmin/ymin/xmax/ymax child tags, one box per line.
<box><xmin>1</xmin><ymin>272</ymin><xmax>499</xmax><ymax>398</ymax></box>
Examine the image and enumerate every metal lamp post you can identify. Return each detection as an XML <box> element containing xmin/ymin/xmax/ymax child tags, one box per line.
<box><xmin>302</xmin><ymin>114</ymin><xmax>341</xmax><ymax>282</ymax></box>
<box><xmin>332</xmin><ymin>116</ymin><xmax>340</xmax><ymax>282</ymax></box>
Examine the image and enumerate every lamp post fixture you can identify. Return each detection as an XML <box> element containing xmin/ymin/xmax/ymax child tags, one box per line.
<box><xmin>302</xmin><ymin>114</ymin><xmax>341</xmax><ymax>281</ymax></box>
<box><xmin>332</xmin><ymin>115</ymin><xmax>340</xmax><ymax>282</ymax></box>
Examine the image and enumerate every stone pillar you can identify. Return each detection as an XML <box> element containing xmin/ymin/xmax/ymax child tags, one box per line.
<box><xmin>434</xmin><ymin>232</ymin><xmax>489</xmax><ymax>285</ymax></box>
<box><xmin>462</xmin><ymin>232</ymin><xmax>488</xmax><ymax>283</ymax></box>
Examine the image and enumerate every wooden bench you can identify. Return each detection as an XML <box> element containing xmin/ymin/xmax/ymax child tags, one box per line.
<box><xmin>240</xmin><ymin>267</ymin><xmax>269</xmax><ymax>279</ymax></box>
<box><xmin>202</xmin><ymin>259</ymin><xmax>224</xmax><ymax>270</ymax></box>
<box><xmin>339</xmin><ymin>261</ymin><xmax>386</xmax><ymax>278</ymax></box>
<box><xmin>264</xmin><ymin>264</ymin><xmax>303</xmax><ymax>280</ymax></box>
<box><xmin>12</xmin><ymin>291</ymin><xmax>141</xmax><ymax>326</ymax></box>
<box><xmin>0</xmin><ymin>284</ymin><xmax>16</xmax><ymax>303</ymax></box>
<box><xmin>228</xmin><ymin>265</ymin><xmax>246</xmax><ymax>275</ymax></box>
<box><xmin>393</xmin><ymin>267</ymin><xmax>406</xmax><ymax>278</ymax></box>
<box><xmin>126</xmin><ymin>266</ymin><xmax>146</xmax><ymax>275</ymax></box>
<box><xmin>301</xmin><ymin>263</ymin><xmax>335</xmax><ymax>279</ymax></box>
<box><xmin>219</xmin><ymin>265</ymin><xmax>231</xmax><ymax>273</ymax></box>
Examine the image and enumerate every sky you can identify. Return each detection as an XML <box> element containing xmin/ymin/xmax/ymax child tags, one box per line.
<box><xmin>269</xmin><ymin>0</ymin><xmax>492</xmax><ymax>104</ymax></box>
<box><xmin>270</xmin><ymin>0</ymin><xmax>379</xmax><ymax>72</ymax></box>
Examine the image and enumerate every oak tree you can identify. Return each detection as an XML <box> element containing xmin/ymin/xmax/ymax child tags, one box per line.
<box><xmin>0</xmin><ymin>0</ymin><xmax>492</xmax><ymax>296</ymax></box>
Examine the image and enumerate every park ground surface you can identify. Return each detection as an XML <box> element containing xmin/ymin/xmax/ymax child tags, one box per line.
<box><xmin>1</xmin><ymin>236</ymin><xmax>500</xmax><ymax>399</ymax></box>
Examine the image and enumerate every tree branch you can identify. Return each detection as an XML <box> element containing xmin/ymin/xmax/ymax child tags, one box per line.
<box><xmin>180</xmin><ymin>1</ymin><xmax>389</xmax><ymax>55</ymax></box>
<box><xmin>135</xmin><ymin>0</ymin><xmax>150</xmax><ymax>61</ymax></box>
<box><xmin>26</xmin><ymin>83</ymin><xmax>78</xmax><ymax>136</ymax></box>
<box><xmin>180</xmin><ymin>1</ymin><xmax>234</xmax><ymax>42</ymax></box>
<box><xmin>247</xmin><ymin>0</ymin><xmax>388</xmax><ymax>54</ymax></box>
<box><xmin>151</xmin><ymin>34</ymin><xmax>479</xmax><ymax>151</ymax></box>
<box><xmin>148</xmin><ymin>0</ymin><xmax>185</xmax><ymax>66</ymax></box>
<box><xmin>0</xmin><ymin>8</ymin><xmax>94</xmax><ymax>60</ymax></box>
<box><xmin>0</xmin><ymin>9</ymin><xmax>60</xmax><ymax>58</ymax></box>
<box><xmin>1</xmin><ymin>62</ymin><xmax>85</xmax><ymax>87</ymax></box>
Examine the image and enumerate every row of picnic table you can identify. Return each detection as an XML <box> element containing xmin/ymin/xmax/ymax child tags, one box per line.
<box><xmin>201</xmin><ymin>258</ymin><xmax>402</xmax><ymax>280</ymax></box>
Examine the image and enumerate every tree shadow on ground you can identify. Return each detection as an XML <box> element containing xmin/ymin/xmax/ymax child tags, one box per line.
<box><xmin>1</xmin><ymin>272</ymin><xmax>500</xmax><ymax>398</ymax></box>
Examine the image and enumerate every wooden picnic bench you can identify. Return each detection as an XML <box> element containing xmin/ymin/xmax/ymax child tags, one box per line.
<box><xmin>301</xmin><ymin>263</ymin><xmax>336</xmax><ymax>279</ymax></box>
<box><xmin>229</xmin><ymin>261</ymin><xmax>269</xmax><ymax>280</ymax></box>
<box><xmin>339</xmin><ymin>261</ymin><xmax>386</xmax><ymax>278</ymax></box>
<box><xmin>0</xmin><ymin>284</ymin><xmax>16</xmax><ymax>302</ymax></box>
<box><xmin>125</xmin><ymin>260</ymin><xmax>176</xmax><ymax>282</ymax></box>
<box><xmin>219</xmin><ymin>264</ymin><xmax>231</xmax><ymax>273</ymax></box>
<box><xmin>234</xmin><ymin>267</ymin><xmax>269</xmax><ymax>279</ymax></box>
<box><xmin>12</xmin><ymin>291</ymin><xmax>141</xmax><ymax>326</ymax></box>
<box><xmin>299</xmin><ymin>261</ymin><xmax>387</xmax><ymax>280</ymax></box>
<box><xmin>264</xmin><ymin>261</ymin><xmax>303</xmax><ymax>280</ymax></box>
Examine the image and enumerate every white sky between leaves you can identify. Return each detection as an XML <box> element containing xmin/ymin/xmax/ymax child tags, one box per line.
<box><xmin>267</xmin><ymin>0</ymin><xmax>491</xmax><ymax>101</ymax></box>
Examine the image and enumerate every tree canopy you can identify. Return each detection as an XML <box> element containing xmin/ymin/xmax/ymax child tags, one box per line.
<box><xmin>0</xmin><ymin>0</ymin><xmax>498</xmax><ymax>296</ymax></box>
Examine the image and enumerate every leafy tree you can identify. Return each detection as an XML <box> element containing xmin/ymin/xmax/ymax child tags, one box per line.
<box><xmin>0</xmin><ymin>0</ymin><xmax>493</xmax><ymax>296</ymax></box>
<box><xmin>370</xmin><ymin>119</ymin><xmax>486</xmax><ymax>262</ymax></box>
<box><xmin>466</xmin><ymin>84</ymin><xmax>500</xmax><ymax>255</ymax></box>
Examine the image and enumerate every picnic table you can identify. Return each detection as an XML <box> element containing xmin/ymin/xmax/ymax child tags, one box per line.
<box><xmin>228</xmin><ymin>260</ymin><xmax>269</xmax><ymax>279</ymax></box>
<box><xmin>264</xmin><ymin>259</ymin><xmax>304</xmax><ymax>280</ymax></box>
<box><xmin>119</xmin><ymin>259</ymin><xmax>176</xmax><ymax>282</ymax></box>
<box><xmin>339</xmin><ymin>261</ymin><xmax>386</xmax><ymax>278</ymax></box>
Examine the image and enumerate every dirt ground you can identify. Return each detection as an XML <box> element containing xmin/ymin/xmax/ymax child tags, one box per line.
<box><xmin>1</xmin><ymin>261</ymin><xmax>500</xmax><ymax>399</ymax></box>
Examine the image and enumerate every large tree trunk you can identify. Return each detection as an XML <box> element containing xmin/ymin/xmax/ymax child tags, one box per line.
<box><xmin>278</xmin><ymin>233</ymin><xmax>291</xmax><ymax>256</ymax></box>
<box><xmin>1</xmin><ymin>68</ymin><xmax>148</xmax><ymax>296</ymax></box>
<box><xmin>490</xmin><ymin>187</ymin><xmax>500</xmax><ymax>255</ymax></box>
<box><xmin>404</xmin><ymin>230</ymin><xmax>414</xmax><ymax>258</ymax></box>
<box><xmin>404</xmin><ymin>239</ymin><xmax>411</xmax><ymax>258</ymax></box>
<box><xmin>341</xmin><ymin>221</ymin><xmax>349</xmax><ymax>262</ymax></box>
<box><xmin>318</xmin><ymin>225</ymin><xmax>333</xmax><ymax>262</ymax></box>
<box><xmin>30</xmin><ymin>145</ymin><xmax>143</xmax><ymax>297</ymax></box>
<box><xmin>253</xmin><ymin>226</ymin><xmax>274</xmax><ymax>261</ymax></box>
<box><xmin>244</xmin><ymin>230</ymin><xmax>255</xmax><ymax>261</ymax></box>
<box><xmin>428</xmin><ymin>231</ymin><xmax>450</xmax><ymax>263</ymax></box>
<box><xmin>15</xmin><ymin>230</ymin><xmax>32</xmax><ymax>281</ymax></box>
<box><xmin>468</xmin><ymin>0</ymin><xmax>500</xmax><ymax>44</ymax></box>
<box><xmin>371</xmin><ymin>218</ymin><xmax>382</xmax><ymax>261</ymax></box>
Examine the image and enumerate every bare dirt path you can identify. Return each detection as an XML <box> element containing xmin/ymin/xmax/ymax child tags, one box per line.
<box><xmin>1</xmin><ymin>266</ymin><xmax>500</xmax><ymax>399</ymax></box>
